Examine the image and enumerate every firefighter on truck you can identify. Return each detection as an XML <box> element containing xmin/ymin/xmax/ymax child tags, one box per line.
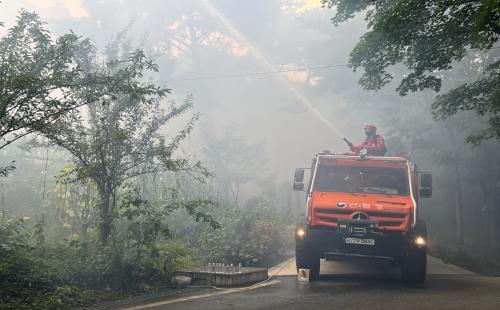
<box><xmin>344</xmin><ymin>124</ymin><xmax>387</xmax><ymax>156</ymax></box>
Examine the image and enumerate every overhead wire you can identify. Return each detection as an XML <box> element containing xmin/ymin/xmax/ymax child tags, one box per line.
<box><xmin>171</xmin><ymin>47</ymin><xmax>499</xmax><ymax>82</ymax></box>
<box><xmin>172</xmin><ymin>64</ymin><xmax>348</xmax><ymax>82</ymax></box>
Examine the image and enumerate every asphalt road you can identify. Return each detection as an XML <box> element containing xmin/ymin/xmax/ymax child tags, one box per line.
<box><xmin>122</xmin><ymin>257</ymin><xmax>500</xmax><ymax>310</ymax></box>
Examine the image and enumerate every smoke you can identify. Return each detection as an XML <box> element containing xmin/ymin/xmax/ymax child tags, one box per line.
<box><xmin>200</xmin><ymin>0</ymin><xmax>345</xmax><ymax>140</ymax></box>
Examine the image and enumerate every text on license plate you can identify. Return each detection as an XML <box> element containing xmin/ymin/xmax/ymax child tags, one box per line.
<box><xmin>345</xmin><ymin>237</ymin><xmax>375</xmax><ymax>246</ymax></box>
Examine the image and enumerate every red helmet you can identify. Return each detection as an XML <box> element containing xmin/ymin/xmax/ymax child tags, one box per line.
<box><xmin>363</xmin><ymin>124</ymin><xmax>377</xmax><ymax>131</ymax></box>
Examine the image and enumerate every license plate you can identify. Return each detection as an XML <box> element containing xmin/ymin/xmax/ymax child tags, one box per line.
<box><xmin>345</xmin><ymin>237</ymin><xmax>375</xmax><ymax>246</ymax></box>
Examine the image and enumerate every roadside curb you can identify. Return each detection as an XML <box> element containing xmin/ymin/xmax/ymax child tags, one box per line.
<box><xmin>269</xmin><ymin>257</ymin><xmax>295</xmax><ymax>276</ymax></box>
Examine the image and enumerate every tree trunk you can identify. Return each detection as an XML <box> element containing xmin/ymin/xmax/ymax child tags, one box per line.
<box><xmin>445</xmin><ymin>183</ymin><xmax>457</xmax><ymax>242</ymax></box>
<box><xmin>479</xmin><ymin>181</ymin><xmax>495</xmax><ymax>252</ymax></box>
<box><xmin>494</xmin><ymin>190</ymin><xmax>500</xmax><ymax>254</ymax></box>
<box><xmin>235</xmin><ymin>181</ymin><xmax>240</xmax><ymax>206</ymax></box>
<box><xmin>488</xmin><ymin>201</ymin><xmax>496</xmax><ymax>252</ymax></box>
<box><xmin>99</xmin><ymin>189</ymin><xmax>113</xmax><ymax>244</ymax></box>
<box><xmin>41</xmin><ymin>144</ymin><xmax>49</xmax><ymax>201</ymax></box>
<box><xmin>1</xmin><ymin>184</ymin><xmax>5</xmax><ymax>209</ymax></box>
<box><xmin>453</xmin><ymin>160</ymin><xmax>465</xmax><ymax>246</ymax></box>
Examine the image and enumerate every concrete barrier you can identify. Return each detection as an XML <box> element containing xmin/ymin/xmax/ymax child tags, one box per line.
<box><xmin>175</xmin><ymin>267</ymin><xmax>268</xmax><ymax>287</ymax></box>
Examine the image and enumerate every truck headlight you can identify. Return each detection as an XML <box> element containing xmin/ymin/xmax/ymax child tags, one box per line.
<box><xmin>296</xmin><ymin>228</ymin><xmax>306</xmax><ymax>238</ymax></box>
<box><xmin>415</xmin><ymin>236</ymin><xmax>426</xmax><ymax>247</ymax></box>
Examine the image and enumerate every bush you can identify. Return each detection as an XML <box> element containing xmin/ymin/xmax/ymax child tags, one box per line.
<box><xmin>0</xmin><ymin>189</ymin><xmax>291</xmax><ymax>309</ymax></box>
<box><xmin>198</xmin><ymin>196</ymin><xmax>293</xmax><ymax>267</ymax></box>
<box><xmin>0</xmin><ymin>214</ymin><xmax>199</xmax><ymax>309</ymax></box>
<box><xmin>0</xmin><ymin>217</ymin><xmax>90</xmax><ymax>309</ymax></box>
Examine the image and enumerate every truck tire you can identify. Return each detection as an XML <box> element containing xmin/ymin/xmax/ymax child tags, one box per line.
<box><xmin>401</xmin><ymin>221</ymin><xmax>427</xmax><ymax>283</ymax></box>
<box><xmin>296</xmin><ymin>245</ymin><xmax>320</xmax><ymax>281</ymax></box>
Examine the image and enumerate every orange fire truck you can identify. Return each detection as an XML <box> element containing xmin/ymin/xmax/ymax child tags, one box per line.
<box><xmin>293</xmin><ymin>152</ymin><xmax>432</xmax><ymax>283</ymax></box>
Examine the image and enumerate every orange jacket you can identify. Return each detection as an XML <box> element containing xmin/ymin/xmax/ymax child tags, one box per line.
<box><xmin>350</xmin><ymin>135</ymin><xmax>387</xmax><ymax>156</ymax></box>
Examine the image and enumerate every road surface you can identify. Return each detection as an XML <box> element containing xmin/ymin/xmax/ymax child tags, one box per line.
<box><xmin>121</xmin><ymin>257</ymin><xmax>500</xmax><ymax>310</ymax></box>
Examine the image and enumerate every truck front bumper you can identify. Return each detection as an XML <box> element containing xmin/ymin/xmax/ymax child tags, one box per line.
<box><xmin>296</xmin><ymin>223</ymin><xmax>410</xmax><ymax>263</ymax></box>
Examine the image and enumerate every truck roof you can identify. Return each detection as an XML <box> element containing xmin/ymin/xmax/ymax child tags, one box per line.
<box><xmin>316</xmin><ymin>153</ymin><xmax>408</xmax><ymax>161</ymax></box>
<box><xmin>314</xmin><ymin>153</ymin><xmax>411</xmax><ymax>167</ymax></box>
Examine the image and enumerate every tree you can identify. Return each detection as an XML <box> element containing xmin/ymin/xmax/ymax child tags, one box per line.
<box><xmin>433</xmin><ymin>60</ymin><xmax>500</xmax><ymax>144</ymax></box>
<box><xmin>322</xmin><ymin>0</ymin><xmax>500</xmax><ymax>143</ymax></box>
<box><xmin>33</xmin><ymin>35</ymin><xmax>210</xmax><ymax>244</ymax></box>
<box><xmin>0</xmin><ymin>11</ymin><xmax>161</xmax><ymax>152</ymax></box>
<box><xmin>202</xmin><ymin>123</ymin><xmax>269</xmax><ymax>205</ymax></box>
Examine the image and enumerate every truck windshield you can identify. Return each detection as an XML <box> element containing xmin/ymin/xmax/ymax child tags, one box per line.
<box><xmin>315</xmin><ymin>165</ymin><xmax>409</xmax><ymax>195</ymax></box>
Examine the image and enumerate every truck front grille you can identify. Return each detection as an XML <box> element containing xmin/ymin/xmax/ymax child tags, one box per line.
<box><xmin>314</xmin><ymin>208</ymin><xmax>408</xmax><ymax>230</ymax></box>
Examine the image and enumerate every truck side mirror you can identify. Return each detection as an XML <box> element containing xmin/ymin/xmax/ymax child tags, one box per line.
<box><xmin>419</xmin><ymin>173</ymin><xmax>432</xmax><ymax>198</ymax></box>
<box><xmin>293</xmin><ymin>169</ymin><xmax>305</xmax><ymax>191</ymax></box>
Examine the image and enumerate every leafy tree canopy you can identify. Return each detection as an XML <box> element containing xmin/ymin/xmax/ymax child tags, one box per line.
<box><xmin>322</xmin><ymin>0</ymin><xmax>500</xmax><ymax>143</ymax></box>
<box><xmin>0</xmin><ymin>10</ymin><xmax>163</xmax><ymax>151</ymax></box>
<box><xmin>32</xmin><ymin>47</ymin><xmax>210</xmax><ymax>243</ymax></box>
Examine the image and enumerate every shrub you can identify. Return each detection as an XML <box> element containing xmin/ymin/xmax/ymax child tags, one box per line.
<box><xmin>199</xmin><ymin>196</ymin><xmax>293</xmax><ymax>267</ymax></box>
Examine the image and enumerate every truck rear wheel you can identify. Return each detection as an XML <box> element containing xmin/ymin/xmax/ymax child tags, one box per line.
<box><xmin>296</xmin><ymin>245</ymin><xmax>320</xmax><ymax>281</ymax></box>
<box><xmin>401</xmin><ymin>221</ymin><xmax>427</xmax><ymax>283</ymax></box>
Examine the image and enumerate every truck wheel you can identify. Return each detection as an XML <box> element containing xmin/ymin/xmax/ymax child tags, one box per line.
<box><xmin>401</xmin><ymin>247</ymin><xmax>427</xmax><ymax>283</ymax></box>
<box><xmin>296</xmin><ymin>246</ymin><xmax>320</xmax><ymax>281</ymax></box>
<box><xmin>401</xmin><ymin>221</ymin><xmax>427</xmax><ymax>283</ymax></box>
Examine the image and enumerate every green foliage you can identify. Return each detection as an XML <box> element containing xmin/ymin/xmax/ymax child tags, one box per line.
<box><xmin>26</xmin><ymin>26</ymin><xmax>210</xmax><ymax>243</ymax></box>
<box><xmin>0</xmin><ymin>211</ymin><xmax>200</xmax><ymax>309</ymax></box>
<box><xmin>118</xmin><ymin>185</ymin><xmax>219</xmax><ymax>259</ymax></box>
<box><xmin>323</xmin><ymin>0</ymin><xmax>499</xmax><ymax>93</ymax></box>
<box><xmin>0</xmin><ymin>13</ymin><xmax>221</xmax><ymax>304</ymax></box>
<box><xmin>0</xmin><ymin>150</ymin><xmax>285</xmax><ymax>309</ymax></box>
<box><xmin>45</xmin><ymin>164</ymin><xmax>99</xmax><ymax>240</ymax></box>
<box><xmin>0</xmin><ymin>215</ymin><xmax>91</xmax><ymax>309</ymax></box>
<box><xmin>0</xmin><ymin>11</ymin><xmax>168</xmax><ymax>152</ymax></box>
<box><xmin>199</xmin><ymin>197</ymin><xmax>293</xmax><ymax>267</ymax></box>
<box><xmin>433</xmin><ymin>61</ymin><xmax>500</xmax><ymax>144</ymax></box>
<box><xmin>0</xmin><ymin>7</ymin><xmax>292</xmax><ymax>309</ymax></box>
<box><xmin>0</xmin><ymin>161</ymin><xmax>15</xmax><ymax>177</ymax></box>
<box><xmin>323</xmin><ymin>0</ymin><xmax>500</xmax><ymax>144</ymax></box>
